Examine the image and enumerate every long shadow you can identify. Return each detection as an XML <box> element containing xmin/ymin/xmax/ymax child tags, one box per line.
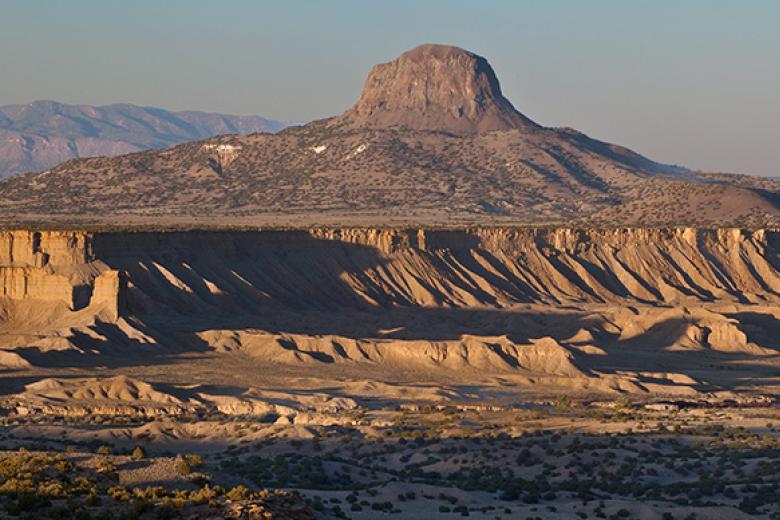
<box><xmin>586</xmin><ymin>316</ymin><xmax>780</xmax><ymax>391</ymax></box>
<box><xmin>724</xmin><ymin>312</ymin><xmax>780</xmax><ymax>350</ymax></box>
<box><xmin>7</xmin><ymin>310</ymin><xmax>780</xmax><ymax>394</ymax></box>
<box><xmin>5</xmin><ymin>230</ymin><xmax>780</xmax><ymax>394</ymax></box>
<box><xmin>558</xmin><ymin>128</ymin><xmax>686</xmax><ymax>176</ymax></box>
<box><xmin>0</xmin><ymin>372</ymin><xmax>91</xmax><ymax>395</ymax></box>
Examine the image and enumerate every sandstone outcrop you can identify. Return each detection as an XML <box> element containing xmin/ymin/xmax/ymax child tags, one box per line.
<box><xmin>0</xmin><ymin>230</ymin><xmax>122</xmax><ymax>314</ymax></box>
<box><xmin>3</xmin><ymin>226</ymin><xmax>780</xmax><ymax>322</ymax></box>
<box><xmin>85</xmin><ymin>227</ymin><xmax>780</xmax><ymax>308</ymax></box>
<box><xmin>2</xmin><ymin>227</ymin><xmax>780</xmax><ymax>395</ymax></box>
<box><xmin>6</xmin><ymin>375</ymin><xmax>360</xmax><ymax>419</ymax></box>
<box><xmin>334</xmin><ymin>44</ymin><xmax>538</xmax><ymax>134</ymax></box>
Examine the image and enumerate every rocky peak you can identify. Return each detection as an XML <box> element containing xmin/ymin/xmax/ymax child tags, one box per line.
<box><xmin>334</xmin><ymin>44</ymin><xmax>538</xmax><ymax>134</ymax></box>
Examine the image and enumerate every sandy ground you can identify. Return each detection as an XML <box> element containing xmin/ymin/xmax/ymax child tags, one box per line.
<box><xmin>2</xmin><ymin>227</ymin><xmax>780</xmax><ymax>517</ymax></box>
<box><xmin>1</xmin><ymin>405</ymin><xmax>779</xmax><ymax>518</ymax></box>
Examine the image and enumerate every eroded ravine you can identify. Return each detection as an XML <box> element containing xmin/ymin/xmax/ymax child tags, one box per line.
<box><xmin>2</xmin><ymin>227</ymin><xmax>780</xmax><ymax>398</ymax></box>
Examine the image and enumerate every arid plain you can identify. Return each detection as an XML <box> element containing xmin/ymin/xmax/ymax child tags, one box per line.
<box><xmin>2</xmin><ymin>45</ymin><xmax>780</xmax><ymax>519</ymax></box>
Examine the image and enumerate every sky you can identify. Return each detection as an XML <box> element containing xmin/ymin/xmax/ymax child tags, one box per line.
<box><xmin>1</xmin><ymin>1</ymin><xmax>778</xmax><ymax>176</ymax></box>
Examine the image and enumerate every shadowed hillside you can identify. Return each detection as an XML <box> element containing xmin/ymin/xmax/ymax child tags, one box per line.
<box><xmin>2</xmin><ymin>227</ymin><xmax>780</xmax><ymax>398</ymax></box>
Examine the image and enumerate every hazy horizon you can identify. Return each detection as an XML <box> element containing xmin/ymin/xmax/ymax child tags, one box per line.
<box><xmin>2</xmin><ymin>0</ymin><xmax>778</xmax><ymax>176</ymax></box>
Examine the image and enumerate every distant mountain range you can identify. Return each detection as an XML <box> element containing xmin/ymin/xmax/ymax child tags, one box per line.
<box><xmin>1</xmin><ymin>45</ymin><xmax>779</xmax><ymax>228</ymax></box>
<box><xmin>0</xmin><ymin>101</ymin><xmax>290</xmax><ymax>178</ymax></box>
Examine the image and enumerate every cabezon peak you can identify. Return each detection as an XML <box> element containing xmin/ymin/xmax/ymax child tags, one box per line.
<box><xmin>333</xmin><ymin>44</ymin><xmax>538</xmax><ymax>134</ymax></box>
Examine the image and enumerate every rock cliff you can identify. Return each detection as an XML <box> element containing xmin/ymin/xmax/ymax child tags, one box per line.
<box><xmin>333</xmin><ymin>44</ymin><xmax>538</xmax><ymax>134</ymax></box>
<box><xmin>0</xmin><ymin>230</ymin><xmax>120</xmax><ymax>313</ymax></box>
<box><xmin>2</xmin><ymin>227</ymin><xmax>780</xmax><ymax>394</ymax></box>
<box><xmin>2</xmin><ymin>227</ymin><xmax>780</xmax><ymax>314</ymax></box>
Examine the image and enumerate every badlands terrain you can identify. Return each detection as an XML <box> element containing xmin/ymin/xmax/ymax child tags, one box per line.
<box><xmin>1</xmin><ymin>228</ymin><xmax>780</xmax><ymax>518</ymax></box>
<box><xmin>1</xmin><ymin>45</ymin><xmax>780</xmax><ymax>518</ymax></box>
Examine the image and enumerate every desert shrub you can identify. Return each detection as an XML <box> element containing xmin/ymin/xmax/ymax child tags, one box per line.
<box><xmin>96</xmin><ymin>459</ymin><xmax>115</xmax><ymax>473</ymax></box>
<box><xmin>184</xmin><ymin>453</ymin><xmax>203</xmax><ymax>468</ymax></box>
<box><xmin>108</xmin><ymin>485</ymin><xmax>130</xmax><ymax>501</ymax></box>
<box><xmin>226</xmin><ymin>485</ymin><xmax>249</xmax><ymax>501</ymax></box>
<box><xmin>190</xmin><ymin>484</ymin><xmax>218</xmax><ymax>504</ymax></box>
<box><xmin>554</xmin><ymin>395</ymin><xmax>573</xmax><ymax>410</ymax></box>
<box><xmin>174</xmin><ymin>456</ymin><xmax>191</xmax><ymax>476</ymax></box>
<box><xmin>55</xmin><ymin>460</ymin><xmax>74</xmax><ymax>473</ymax></box>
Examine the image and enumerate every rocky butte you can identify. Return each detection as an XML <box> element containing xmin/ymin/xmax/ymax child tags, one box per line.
<box><xmin>1</xmin><ymin>43</ymin><xmax>780</xmax><ymax>519</ymax></box>
<box><xmin>1</xmin><ymin>44</ymin><xmax>779</xmax><ymax>227</ymax></box>
<box><xmin>332</xmin><ymin>43</ymin><xmax>539</xmax><ymax>134</ymax></box>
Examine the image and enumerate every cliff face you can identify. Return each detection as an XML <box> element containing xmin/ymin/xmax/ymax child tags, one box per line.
<box><xmin>278</xmin><ymin>227</ymin><xmax>780</xmax><ymax>308</ymax></box>
<box><xmin>2</xmin><ymin>227</ymin><xmax>779</xmax><ymax>318</ymax></box>
<box><xmin>3</xmin><ymin>227</ymin><xmax>780</xmax><ymax>392</ymax></box>
<box><xmin>0</xmin><ymin>267</ymin><xmax>75</xmax><ymax>304</ymax></box>
<box><xmin>0</xmin><ymin>230</ymin><xmax>120</xmax><ymax>312</ymax></box>
<box><xmin>334</xmin><ymin>44</ymin><xmax>538</xmax><ymax>134</ymax></box>
<box><xmin>0</xmin><ymin>230</ymin><xmax>91</xmax><ymax>266</ymax></box>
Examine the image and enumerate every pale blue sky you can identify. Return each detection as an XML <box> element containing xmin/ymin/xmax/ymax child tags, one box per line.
<box><xmin>1</xmin><ymin>1</ymin><xmax>778</xmax><ymax>176</ymax></box>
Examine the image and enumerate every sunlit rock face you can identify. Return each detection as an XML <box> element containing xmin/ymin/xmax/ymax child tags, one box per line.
<box><xmin>334</xmin><ymin>44</ymin><xmax>538</xmax><ymax>134</ymax></box>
